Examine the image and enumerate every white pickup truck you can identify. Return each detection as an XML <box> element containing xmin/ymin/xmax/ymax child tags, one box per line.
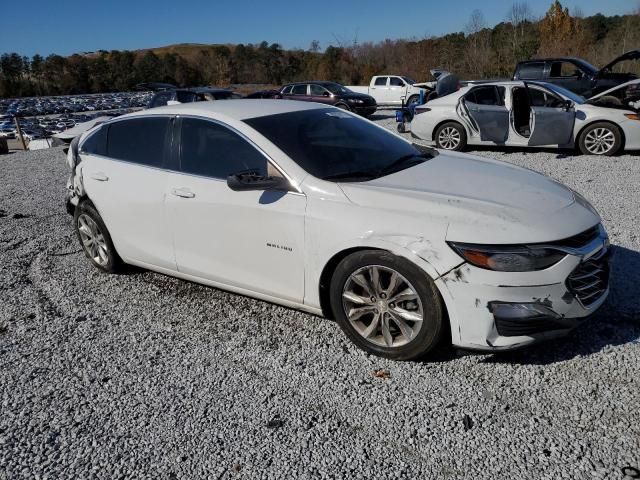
<box><xmin>347</xmin><ymin>75</ymin><xmax>435</xmax><ymax>107</ymax></box>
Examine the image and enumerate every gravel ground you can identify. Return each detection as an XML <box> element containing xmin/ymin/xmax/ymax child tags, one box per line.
<box><xmin>1</xmin><ymin>116</ymin><xmax>639</xmax><ymax>479</ymax></box>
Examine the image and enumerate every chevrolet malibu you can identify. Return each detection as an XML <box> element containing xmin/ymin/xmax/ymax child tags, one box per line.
<box><xmin>65</xmin><ymin>100</ymin><xmax>610</xmax><ymax>360</ymax></box>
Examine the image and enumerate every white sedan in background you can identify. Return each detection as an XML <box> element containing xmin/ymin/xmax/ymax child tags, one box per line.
<box><xmin>410</xmin><ymin>79</ymin><xmax>640</xmax><ymax>155</ymax></box>
<box><xmin>66</xmin><ymin>100</ymin><xmax>609</xmax><ymax>360</ymax></box>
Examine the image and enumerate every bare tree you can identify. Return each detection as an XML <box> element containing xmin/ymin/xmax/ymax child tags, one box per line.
<box><xmin>464</xmin><ymin>10</ymin><xmax>492</xmax><ymax>77</ymax></box>
<box><xmin>506</xmin><ymin>2</ymin><xmax>533</xmax><ymax>60</ymax></box>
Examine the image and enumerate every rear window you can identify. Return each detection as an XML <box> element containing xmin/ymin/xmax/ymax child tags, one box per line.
<box><xmin>465</xmin><ymin>86</ymin><xmax>505</xmax><ymax>106</ymax></box>
<box><xmin>517</xmin><ymin>62</ymin><xmax>546</xmax><ymax>80</ymax></box>
<box><xmin>81</xmin><ymin>125</ymin><xmax>108</xmax><ymax>156</ymax></box>
<box><xmin>291</xmin><ymin>85</ymin><xmax>308</xmax><ymax>95</ymax></box>
<box><xmin>149</xmin><ymin>92</ymin><xmax>174</xmax><ymax>108</ymax></box>
<box><xmin>106</xmin><ymin>117</ymin><xmax>169</xmax><ymax>167</ymax></box>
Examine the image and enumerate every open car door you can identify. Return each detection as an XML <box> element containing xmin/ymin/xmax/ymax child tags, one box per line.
<box><xmin>462</xmin><ymin>85</ymin><xmax>509</xmax><ymax>143</ymax></box>
<box><xmin>526</xmin><ymin>83</ymin><xmax>576</xmax><ymax>147</ymax></box>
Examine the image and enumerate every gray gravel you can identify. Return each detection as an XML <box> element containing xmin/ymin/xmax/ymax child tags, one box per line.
<box><xmin>1</xmin><ymin>118</ymin><xmax>639</xmax><ymax>479</ymax></box>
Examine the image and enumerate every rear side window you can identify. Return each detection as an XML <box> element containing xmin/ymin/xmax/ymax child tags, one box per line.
<box><xmin>517</xmin><ymin>62</ymin><xmax>545</xmax><ymax>80</ymax></box>
<box><xmin>81</xmin><ymin>125</ymin><xmax>107</xmax><ymax>156</ymax></box>
<box><xmin>465</xmin><ymin>86</ymin><xmax>505</xmax><ymax>106</ymax></box>
<box><xmin>374</xmin><ymin>77</ymin><xmax>388</xmax><ymax>86</ymax></box>
<box><xmin>107</xmin><ymin>117</ymin><xmax>169</xmax><ymax>167</ymax></box>
<box><xmin>291</xmin><ymin>84</ymin><xmax>308</xmax><ymax>95</ymax></box>
<box><xmin>179</xmin><ymin>118</ymin><xmax>267</xmax><ymax>179</ymax></box>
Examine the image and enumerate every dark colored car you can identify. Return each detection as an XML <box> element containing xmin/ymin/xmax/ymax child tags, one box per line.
<box><xmin>279</xmin><ymin>81</ymin><xmax>377</xmax><ymax>116</ymax></box>
<box><xmin>513</xmin><ymin>50</ymin><xmax>640</xmax><ymax>97</ymax></box>
<box><xmin>245</xmin><ymin>89</ymin><xmax>282</xmax><ymax>99</ymax></box>
<box><xmin>148</xmin><ymin>87</ymin><xmax>235</xmax><ymax>109</ymax></box>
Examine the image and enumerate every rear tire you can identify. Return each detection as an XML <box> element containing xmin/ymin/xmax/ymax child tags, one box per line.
<box><xmin>578</xmin><ymin>122</ymin><xmax>622</xmax><ymax>156</ymax></box>
<box><xmin>330</xmin><ymin>250</ymin><xmax>445</xmax><ymax>361</ymax></box>
<box><xmin>435</xmin><ymin>122</ymin><xmax>467</xmax><ymax>151</ymax></box>
<box><xmin>74</xmin><ymin>201</ymin><xmax>122</xmax><ymax>273</ymax></box>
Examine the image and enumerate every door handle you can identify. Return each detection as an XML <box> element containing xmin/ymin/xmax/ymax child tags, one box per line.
<box><xmin>90</xmin><ymin>172</ymin><xmax>109</xmax><ymax>181</ymax></box>
<box><xmin>171</xmin><ymin>188</ymin><xmax>195</xmax><ymax>199</ymax></box>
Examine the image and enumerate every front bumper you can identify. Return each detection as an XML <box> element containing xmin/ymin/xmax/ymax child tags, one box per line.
<box><xmin>438</xmin><ymin>236</ymin><xmax>610</xmax><ymax>351</ymax></box>
<box><xmin>353</xmin><ymin>105</ymin><xmax>377</xmax><ymax>116</ymax></box>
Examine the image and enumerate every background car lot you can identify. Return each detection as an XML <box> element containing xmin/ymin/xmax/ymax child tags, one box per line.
<box><xmin>0</xmin><ymin>113</ymin><xmax>639</xmax><ymax>479</ymax></box>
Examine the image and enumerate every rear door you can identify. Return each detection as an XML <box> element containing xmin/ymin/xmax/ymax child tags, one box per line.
<box><xmin>371</xmin><ymin>77</ymin><xmax>389</xmax><ymax>103</ymax></box>
<box><xmin>462</xmin><ymin>85</ymin><xmax>509</xmax><ymax>143</ymax></box>
<box><xmin>289</xmin><ymin>84</ymin><xmax>310</xmax><ymax>102</ymax></box>
<box><xmin>79</xmin><ymin>116</ymin><xmax>176</xmax><ymax>270</ymax></box>
<box><xmin>526</xmin><ymin>84</ymin><xmax>576</xmax><ymax>146</ymax></box>
<box><xmin>309</xmin><ymin>84</ymin><xmax>333</xmax><ymax>105</ymax></box>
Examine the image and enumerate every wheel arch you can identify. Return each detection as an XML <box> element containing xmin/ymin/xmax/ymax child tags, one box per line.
<box><xmin>432</xmin><ymin>118</ymin><xmax>466</xmax><ymax>141</ymax></box>
<box><xmin>576</xmin><ymin>119</ymin><xmax>626</xmax><ymax>152</ymax></box>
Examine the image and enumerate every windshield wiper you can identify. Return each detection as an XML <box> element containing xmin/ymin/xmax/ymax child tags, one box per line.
<box><xmin>377</xmin><ymin>152</ymin><xmax>431</xmax><ymax>177</ymax></box>
<box><xmin>322</xmin><ymin>170</ymin><xmax>379</xmax><ymax>181</ymax></box>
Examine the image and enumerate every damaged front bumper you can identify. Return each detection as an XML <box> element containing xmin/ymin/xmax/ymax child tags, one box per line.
<box><xmin>438</xmin><ymin>238</ymin><xmax>611</xmax><ymax>351</ymax></box>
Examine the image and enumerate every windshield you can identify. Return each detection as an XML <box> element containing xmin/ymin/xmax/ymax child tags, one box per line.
<box><xmin>541</xmin><ymin>83</ymin><xmax>586</xmax><ymax>104</ymax></box>
<box><xmin>324</xmin><ymin>83</ymin><xmax>350</xmax><ymax>94</ymax></box>
<box><xmin>402</xmin><ymin>76</ymin><xmax>416</xmax><ymax>85</ymax></box>
<box><xmin>244</xmin><ymin>108</ymin><xmax>437</xmax><ymax>182</ymax></box>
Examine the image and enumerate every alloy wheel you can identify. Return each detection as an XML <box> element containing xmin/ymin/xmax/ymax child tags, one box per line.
<box><xmin>438</xmin><ymin>127</ymin><xmax>461</xmax><ymax>150</ymax></box>
<box><xmin>342</xmin><ymin>265</ymin><xmax>424</xmax><ymax>348</ymax></box>
<box><xmin>584</xmin><ymin>127</ymin><xmax>615</xmax><ymax>155</ymax></box>
<box><xmin>77</xmin><ymin>213</ymin><xmax>110</xmax><ymax>266</ymax></box>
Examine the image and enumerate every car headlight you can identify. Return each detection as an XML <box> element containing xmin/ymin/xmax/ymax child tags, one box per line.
<box><xmin>347</xmin><ymin>98</ymin><xmax>364</xmax><ymax>104</ymax></box>
<box><xmin>448</xmin><ymin>242</ymin><xmax>566</xmax><ymax>272</ymax></box>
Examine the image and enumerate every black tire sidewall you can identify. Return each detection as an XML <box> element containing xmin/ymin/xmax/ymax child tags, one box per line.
<box><xmin>336</xmin><ymin>103</ymin><xmax>350</xmax><ymax>111</ymax></box>
<box><xmin>329</xmin><ymin>250</ymin><xmax>444</xmax><ymax>360</ymax></box>
<box><xmin>74</xmin><ymin>201</ymin><xmax>121</xmax><ymax>273</ymax></box>
<box><xmin>578</xmin><ymin>122</ymin><xmax>622</xmax><ymax>156</ymax></box>
<box><xmin>435</xmin><ymin>122</ymin><xmax>467</xmax><ymax>151</ymax></box>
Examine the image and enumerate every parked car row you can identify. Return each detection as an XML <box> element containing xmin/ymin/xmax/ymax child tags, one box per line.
<box><xmin>0</xmin><ymin>91</ymin><xmax>152</xmax><ymax>118</ymax></box>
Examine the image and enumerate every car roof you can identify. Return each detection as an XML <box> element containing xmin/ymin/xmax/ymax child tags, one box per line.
<box><xmin>129</xmin><ymin>99</ymin><xmax>329</xmax><ymax>121</ymax></box>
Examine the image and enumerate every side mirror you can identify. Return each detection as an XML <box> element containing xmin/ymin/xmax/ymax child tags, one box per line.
<box><xmin>563</xmin><ymin>100</ymin><xmax>573</xmax><ymax>111</ymax></box>
<box><xmin>322</xmin><ymin>91</ymin><xmax>330</xmax><ymax>97</ymax></box>
<box><xmin>227</xmin><ymin>170</ymin><xmax>289</xmax><ymax>192</ymax></box>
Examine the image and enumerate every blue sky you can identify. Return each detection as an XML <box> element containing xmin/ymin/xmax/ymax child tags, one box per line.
<box><xmin>0</xmin><ymin>0</ymin><xmax>636</xmax><ymax>57</ymax></box>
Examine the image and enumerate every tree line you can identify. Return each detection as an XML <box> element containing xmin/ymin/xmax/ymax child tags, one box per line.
<box><xmin>1</xmin><ymin>1</ymin><xmax>639</xmax><ymax>99</ymax></box>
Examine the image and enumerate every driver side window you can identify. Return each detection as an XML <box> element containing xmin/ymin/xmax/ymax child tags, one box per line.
<box><xmin>550</xmin><ymin>61</ymin><xmax>582</xmax><ymax>78</ymax></box>
<box><xmin>179</xmin><ymin>118</ymin><xmax>277</xmax><ymax>179</ymax></box>
<box><xmin>309</xmin><ymin>84</ymin><xmax>327</xmax><ymax>96</ymax></box>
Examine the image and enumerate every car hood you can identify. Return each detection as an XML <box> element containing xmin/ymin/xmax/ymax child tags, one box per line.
<box><xmin>600</xmin><ymin>49</ymin><xmax>640</xmax><ymax>73</ymax></box>
<box><xmin>339</xmin><ymin>151</ymin><xmax>600</xmax><ymax>244</ymax></box>
<box><xmin>586</xmin><ymin>78</ymin><xmax>640</xmax><ymax>102</ymax></box>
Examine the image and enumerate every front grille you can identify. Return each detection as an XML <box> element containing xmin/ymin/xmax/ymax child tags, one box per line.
<box><xmin>566</xmin><ymin>248</ymin><xmax>610</xmax><ymax>307</ymax></box>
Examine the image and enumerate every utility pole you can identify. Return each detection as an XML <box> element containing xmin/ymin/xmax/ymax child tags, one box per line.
<box><xmin>14</xmin><ymin>116</ymin><xmax>27</xmax><ymax>150</ymax></box>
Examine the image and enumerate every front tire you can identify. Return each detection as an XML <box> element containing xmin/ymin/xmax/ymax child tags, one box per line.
<box><xmin>330</xmin><ymin>250</ymin><xmax>445</xmax><ymax>360</ymax></box>
<box><xmin>74</xmin><ymin>201</ymin><xmax>122</xmax><ymax>273</ymax></box>
<box><xmin>336</xmin><ymin>103</ymin><xmax>350</xmax><ymax>111</ymax></box>
<box><xmin>406</xmin><ymin>95</ymin><xmax>420</xmax><ymax>108</ymax></box>
<box><xmin>578</xmin><ymin>122</ymin><xmax>622</xmax><ymax>156</ymax></box>
<box><xmin>435</xmin><ymin>122</ymin><xmax>467</xmax><ymax>151</ymax></box>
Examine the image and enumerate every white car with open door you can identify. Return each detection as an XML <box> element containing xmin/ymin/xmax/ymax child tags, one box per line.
<box><xmin>410</xmin><ymin>79</ymin><xmax>640</xmax><ymax>155</ymax></box>
<box><xmin>66</xmin><ymin>100</ymin><xmax>610</xmax><ymax>360</ymax></box>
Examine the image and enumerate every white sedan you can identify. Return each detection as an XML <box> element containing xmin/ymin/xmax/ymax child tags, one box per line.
<box><xmin>66</xmin><ymin>100</ymin><xmax>610</xmax><ymax>360</ymax></box>
<box><xmin>410</xmin><ymin>79</ymin><xmax>640</xmax><ymax>155</ymax></box>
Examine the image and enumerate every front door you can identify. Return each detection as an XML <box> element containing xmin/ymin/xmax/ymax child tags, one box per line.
<box><xmin>165</xmin><ymin>117</ymin><xmax>306</xmax><ymax>302</ymax></box>
<box><xmin>462</xmin><ymin>85</ymin><xmax>509</xmax><ymax>143</ymax></box>
<box><xmin>526</xmin><ymin>85</ymin><xmax>576</xmax><ymax>146</ymax></box>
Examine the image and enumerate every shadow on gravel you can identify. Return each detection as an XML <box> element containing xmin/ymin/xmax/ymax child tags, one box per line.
<box><xmin>465</xmin><ymin>145</ymin><xmax>576</xmax><ymax>156</ymax></box>
<box><xmin>480</xmin><ymin>245</ymin><xmax>640</xmax><ymax>366</ymax></box>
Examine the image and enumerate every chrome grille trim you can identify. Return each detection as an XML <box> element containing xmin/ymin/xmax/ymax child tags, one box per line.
<box><xmin>566</xmin><ymin>247</ymin><xmax>610</xmax><ymax>308</ymax></box>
